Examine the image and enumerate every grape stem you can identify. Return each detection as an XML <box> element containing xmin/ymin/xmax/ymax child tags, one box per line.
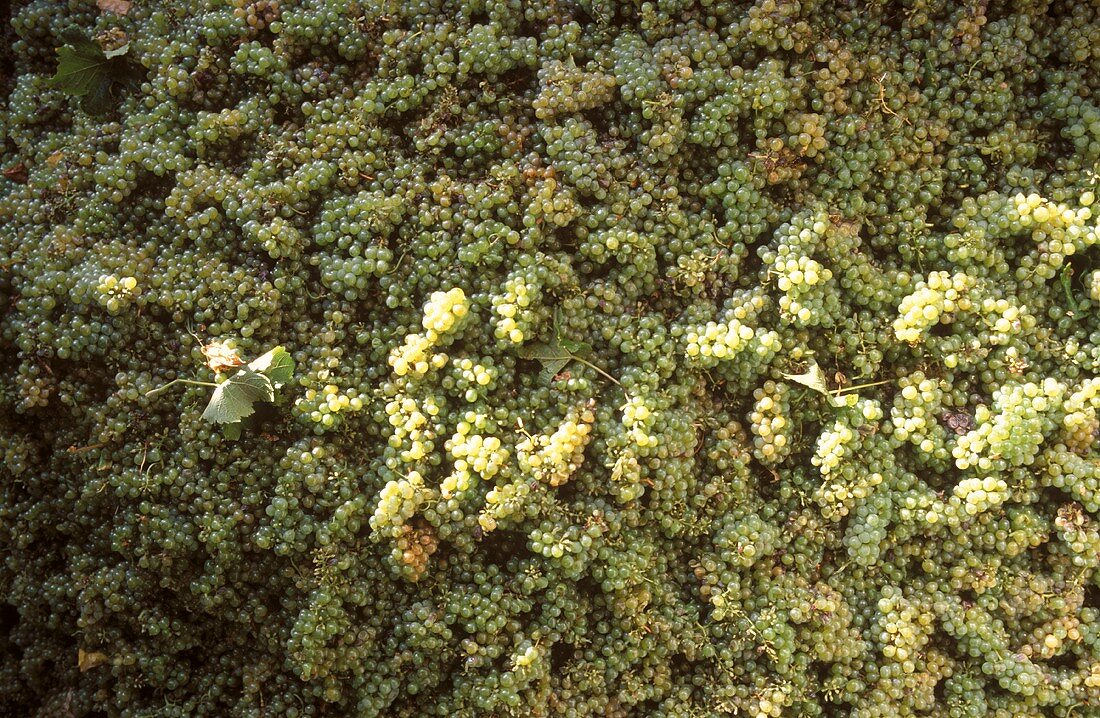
<box><xmin>831</xmin><ymin>378</ymin><xmax>891</xmax><ymax>395</ymax></box>
<box><xmin>145</xmin><ymin>378</ymin><xmax>218</xmax><ymax>397</ymax></box>
<box><xmin>571</xmin><ymin>355</ymin><xmax>622</xmax><ymax>387</ymax></box>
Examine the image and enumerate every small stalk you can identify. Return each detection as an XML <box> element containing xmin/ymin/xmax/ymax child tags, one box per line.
<box><xmin>831</xmin><ymin>378</ymin><xmax>892</xmax><ymax>395</ymax></box>
<box><xmin>145</xmin><ymin>378</ymin><xmax>218</xmax><ymax>397</ymax></box>
<box><xmin>572</xmin><ymin>355</ymin><xmax>622</xmax><ymax>388</ymax></box>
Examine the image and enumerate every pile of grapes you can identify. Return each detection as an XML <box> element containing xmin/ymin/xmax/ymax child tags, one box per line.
<box><xmin>0</xmin><ymin>0</ymin><xmax>1097</xmax><ymax>716</ymax></box>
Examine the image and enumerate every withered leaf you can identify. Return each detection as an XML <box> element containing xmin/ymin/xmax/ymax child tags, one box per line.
<box><xmin>782</xmin><ymin>362</ymin><xmax>830</xmax><ymax>395</ymax></box>
<box><xmin>2</xmin><ymin>163</ymin><xmax>28</xmax><ymax>183</ymax></box>
<box><xmin>78</xmin><ymin>648</ymin><xmax>109</xmax><ymax>672</ymax></box>
<box><xmin>97</xmin><ymin>0</ymin><xmax>132</xmax><ymax>15</ymax></box>
<box><xmin>201</xmin><ymin>341</ymin><xmax>246</xmax><ymax>373</ymax></box>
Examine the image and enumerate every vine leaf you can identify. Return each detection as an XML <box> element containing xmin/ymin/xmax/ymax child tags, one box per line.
<box><xmin>202</xmin><ymin>370</ymin><xmax>273</xmax><ymax>425</ymax></box>
<box><xmin>517</xmin><ymin>341</ymin><xmax>570</xmax><ymax>364</ymax></box>
<box><xmin>49</xmin><ymin>32</ymin><xmax>131</xmax><ymax>115</ymax></box>
<box><xmin>208</xmin><ymin>347</ymin><xmax>294</xmax><ymax>438</ymax></box>
<box><xmin>782</xmin><ymin>362</ymin><xmax>830</xmax><ymax>395</ymax></box>
<box><xmin>147</xmin><ymin>344</ymin><xmax>295</xmax><ymax>440</ymax></box>
<box><xmin>517</xmin><ymin>308</ymin><xmax>585</xmax><ymax>382</ymax></box>
<box><xmin>248</xmin><ymin>346</ymin><xmax>294</xmax><ymax>389</ymax></box>
<box><xmin>539</xmin><ymin>358</ymin><xmax>570</xmax><ymax>384</ymax></box>
<box><xmin>516</xmin><ymin>311</ymin><xmax>619</xmax><ymax>387</ymax></box>
<box><xmin>518</xmin><ymin>340</ymin><xmax>572</xmax><ymax>382</ymax></box>
<box><xmin>559</xmin><ymin>337</ymin><xmax>592</xmax><ymax>356</ymax></box>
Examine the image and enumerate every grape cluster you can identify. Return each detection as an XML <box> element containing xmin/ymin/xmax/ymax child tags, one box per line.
<box><xmin>748</xmin><ymin>380</ymin><xmax>792</xmax><ymax>466</ymax></box>
<box><xmin>517</xmin><ymin>401</ymin><xmax>596</xmax><ymax>487</ymax></box>
<box><xmin>893</xmin><ymin>271</ymin><xmax>976</xmax><ymax>344</ymax></box>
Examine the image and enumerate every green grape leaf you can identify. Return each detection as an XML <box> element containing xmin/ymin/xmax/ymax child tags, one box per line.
<box><xmin>148</xmin><ymin>344</ymin><xmax>294</xmax><ymax>440</ymax></box>
<box><xmin>518</xmin><ymin>310</ymin><xmax>615</xmax><ymax>386</ymax></box>
<box><xmin>782</xmin><ymin>362</ymin><xmax>830</xmax><ymax>395</ymax></box>
<box><xmin>538</xmin><ymin>358</ymin><xmax>571</xmax><ymax>384</ymax></box>
<box><xmin>553</xmin><ymin>307</ymin><xmax>592</xmax><ymax>356</ymax></box>
<box><xmin>49</xmin><ymin>33</ymin><xmax>132</xmax><ymax>115</ymax></box>
<box><xmin>518</xmin><ymin>339</ymin><xmax>573</xmax><ymax>383</ymax></box>
<box><xmin>201</xmin><ymin>370</ymin><xmax>274</xmax><ymax>425</ymax></box>
<box><xmin>81</xmin><ymin>80</ymin><xmax>116</xmax><ymax>116</ymax></box>
<box><xmin>248</xmin><ymin>346</ymin><xmax>295</xmax><ymax>389</ymax></box>
<box><xmin>50</xmin><ymin>37</ymin><xmax>113</xmax><ymax>96</ymax></box>
<box><xmin>559</xmin><ymin>337</ymin><xmax>592</xmax><ymax>356</ymax></box>
<box><xmin>516</xmin><ymin>341</ymin><xmax>571</xmax><ymax>364</ymax></box>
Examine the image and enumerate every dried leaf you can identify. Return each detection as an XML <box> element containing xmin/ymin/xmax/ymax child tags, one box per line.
<box><xmin>2</xmin><ymin>163</ymin><xmax>28</xmax><ymax>183</ymax></box>
<box><xmin>782</xmin><ymin>362</ymin><xmax>830</xmax><ymax>395</ymax></box>
<box><xmin>97</xmin><ymin>0</ymin><xmax>132</xmax><ymax>15</ymax></box>
<box><xmin>201</xmin><ymin>341</ymin><xmax>245</xmax><ymax>373</ymax></box>
<box><xmin>46</xmin><ymin>151</ymin><xmax>64</xmax><ymax>167</ymax></box>
<box><xmin>104</xmin><ymin>43</ymin><xmax>130</xmax><ymax>60</ymax></box>
<box><xmin>610</xmin><ymin>453</ymin><xmax>625</xmax><ymax>483</ymax></box>
<box><xmin>78</xmin><ymin>648</ymin><xmax>108</xmax><ymax>672</ymax></box>
<box><xmin>96</xmin><ymin>27</ymin><xmax>130</xmax><ymax>58</ymax></box>
<box><xmin>943</xmin><ymin>410</ymin><xmax>975</xmax><ymax>435</ymax></box>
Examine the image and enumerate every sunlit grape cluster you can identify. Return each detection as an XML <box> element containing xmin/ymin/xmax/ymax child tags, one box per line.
<box><xmin>952</xmin><ymin>379</ymin><xmax>1066</xmax><ymax>472</ymax></box>
<box><xmin>441</xmin><ymin>412</ymin><xmax>509</xmax><ymax>499</ymax></box>
<box><xmin>517</xmin><ymin>401</ymin><xmax>595</xmax><ymax>487</ymax></box>
<box><xmin>749</xmin><ymin>380</ymin><xmax>792</xmax><ymax>465</ymax></box>
<box><xmin>389</xmin><ymin>288</ymin><xmax>468</xmax><ymax>377</ymax></box>
<box><xmin>94</xmin><ymin>274</ymin><xmax>139</xmax><ymax>315</ymax></box>
<box><xmin>492</xmin><ymin>273</ymin><xmax>537</xmax><ymax>345</ymax></box>
<box><xmin>1063</xmin><ymin>377</ymin><xmax>1100</xmax><ymax>451</ymax></box>
<box><xmin>890</xmin><ymin>372</ymin><xmax>952</xmax><ymax>465</ymax></box>
<box><xmin>893</xmin><ymin>271</ymin><xmax>976</xmax><ymax>344</ymax></box>
<box><xmin>369</xmin><ymin>469</ymin><xmax>432</xmax><ymax>540</ymax></box>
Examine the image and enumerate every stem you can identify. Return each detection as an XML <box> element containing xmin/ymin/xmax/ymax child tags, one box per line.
<box><xmin>572</xmin><ymin>356</ymin><xmax>622</xmax><ymax>388</ymax></box>
<box><xmin>831</xmin><ymin>378</ymin><xmax>891</xmax><ymax>395</ymax></box>
<box><xmin>1061</xmin><ymin>267</ymin><xmax>1079</xmax><ymax>313</ymax></box>
<box><xmin>145</xmin><ymin>378</ymin><xmax>218</xmax><ymax>397</ymax></box>
<box><xmin>385</xmin><ymin>247</ymin><xmax>410</xmax><ymax>275</ymax></box>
